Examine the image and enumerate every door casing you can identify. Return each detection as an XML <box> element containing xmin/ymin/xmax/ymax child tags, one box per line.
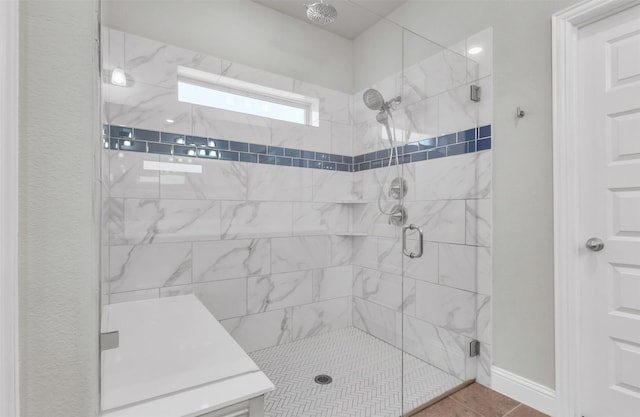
<box><xmin>552</xmin><ymin>1</ymin><xmax>640</xmax><ymax>416</ymax></box>
<box><xmin>0</xmin><ymin>0</ymin><xmax>20</xmax><ymax>415</ymax></box>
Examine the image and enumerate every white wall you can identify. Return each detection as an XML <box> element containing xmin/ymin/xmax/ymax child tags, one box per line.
<box><xmin>19</xmin><ymin>1</ymin><xmax>100</xmax><ymax>416</ymax></box>
<box><xmin>352</xmin><ymin>14</ymin><xmax>446</xmax><ymax>94</ymax></box>
<box><xmin>352</xmin><ymin>16</ymin><xmax>404</xmax><ymax>93</ymax></box>
<box><xmin>374</xmin><ymin>0</ymin><xmax>577</xmax><ymax>389</ymax></box>
<box><xmin>102</xmin><ymin>0</ymin><xmax>354</xmax><ymax>93</ymax></box>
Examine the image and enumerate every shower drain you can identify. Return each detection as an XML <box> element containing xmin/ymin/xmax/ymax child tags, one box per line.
<box><xmin>314</xmin><ymin>374</ymin><xmax>333</xmax><ymax>385</ymax></box>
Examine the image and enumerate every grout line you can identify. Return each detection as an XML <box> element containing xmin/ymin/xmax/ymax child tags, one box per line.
<box><xmin>447</xmin><ymin>395</ymin><xmax>492</xmax><ymax>417</ymax></box>
<box><xmin>502</xmin><ymin>404</ymin><xmax>527</xmax><ymax>417</ymax></box>
<box><xmin>445</xmin><ymin>386</ymin><xmax>526</xmax><ymax>417</ymax></box>
<box><xmin>436</xmin><ymin>394</ymin><xmax>490</xmax><ymax>417</ymax></box>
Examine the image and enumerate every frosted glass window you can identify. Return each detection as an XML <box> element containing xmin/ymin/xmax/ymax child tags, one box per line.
<box><xmin>179</xmin><ymin>81</ymin><xmax>306</xmax><ymax>125</ymax></box>
<box><xmin>177</xmin><ymin>66</ymin><xmax>319</xmax><ymax>127</ymax></box>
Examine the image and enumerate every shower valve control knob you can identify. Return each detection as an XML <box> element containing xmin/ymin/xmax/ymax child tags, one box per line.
<box><xmin>585</xmin><ymin>237</ymin><xmax>604</xmax><ymax>252</ymax></box>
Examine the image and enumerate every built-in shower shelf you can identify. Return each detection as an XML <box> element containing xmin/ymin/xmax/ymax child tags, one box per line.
<box><xmin>334</xmin><ymin>200</ymin><xmax>368</xmax><ymax>204</ymax></box>
<box><xmin>335</xmin><ymin>232</ymin><xmax>368</xmax><ymax>236</ymax></box>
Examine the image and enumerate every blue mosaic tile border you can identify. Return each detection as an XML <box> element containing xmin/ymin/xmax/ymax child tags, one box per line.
<box><xmin>104</xmin><ymin>124</ymin><xmax>491</xmax><ymax>172</ymax></box>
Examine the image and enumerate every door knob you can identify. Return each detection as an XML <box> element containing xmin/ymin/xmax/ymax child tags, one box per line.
<box><xmin>585</xmin><ymin>237</ymin><xmax>605</xmax><ymax>252</ymax></box>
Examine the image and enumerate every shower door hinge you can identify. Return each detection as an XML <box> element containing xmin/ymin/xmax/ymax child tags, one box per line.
<box><xmin>469</xmin><ymin>339</ymin><xmax>480</xmax><ymax>357</ymax></box>
<box><xmin>470</xmin><ymin>85</ymin><xmax>481</xmax><ymax>102</ymax></box>
<box><xmin>100</xmin><ymin>331</ymin><xmax>119</xmax><ymax>352</ymax></box>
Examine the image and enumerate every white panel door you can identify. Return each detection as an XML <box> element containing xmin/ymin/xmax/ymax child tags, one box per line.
<box><xmin>578</xmin><ymin>5</ymin><xmax>640</xmax><ymax>417</ymax></box>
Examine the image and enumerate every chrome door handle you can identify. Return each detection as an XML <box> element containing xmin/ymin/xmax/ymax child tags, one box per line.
<box><xmin>585</xmin><ymin>237</ymin><xmax>604</xmax><ymax>252</ymax></box>
<box><xmin>403</xmin><ymin>224</ymin><xmax>424</xmax><ymax>258</ymax></box>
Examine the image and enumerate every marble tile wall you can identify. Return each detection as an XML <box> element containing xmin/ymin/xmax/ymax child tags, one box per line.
<box><xmin>102</xmin><ymin>28</ymin><xmax>356</xmax><ymax>354</ymax></box>
<box><xmin>350</xmin><ymin>27</ymin><xmax>493</xmax><ymax>386</ymax></box>
<box><xmin>102</xmin><ymin>28</ymin><xmax>351</xmax><ymax>156</ymax></box>
<box><xmin>101</xmin><ymin>27</ymin><xmax>493</xmax><ymax>384</ymax></box>
<box><xmin>104</xmin><ymin>148</ymin><xmax>357</xmax><ymax>351</ymax></box>
<box><xmin>351</xmin><ymin>151</ymin><xmax>492</xmax><ymax>382</ymax></box>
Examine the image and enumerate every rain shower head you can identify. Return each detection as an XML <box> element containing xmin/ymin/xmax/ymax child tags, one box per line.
<box><xmin>363</xmin><ymin>88</ymin><xmax>385</xmax><ymax>111</ymax></box>
<box><xmin>305</xmin><ymin>0</ymin><xmax>338</xmax><ymax>25</ymax></box>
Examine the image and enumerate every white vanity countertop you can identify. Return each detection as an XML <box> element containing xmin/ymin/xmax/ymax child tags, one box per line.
<box><xmin>101</xmin><ymin>295</ymin><xmax>274</xmax><ymax>416</ymax></box>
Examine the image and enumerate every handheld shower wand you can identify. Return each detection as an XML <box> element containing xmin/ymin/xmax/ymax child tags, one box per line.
<box><xmin>362</xmin><ymin>89</ymin><xmax>404</xmax><ymax>218</ymax></box>
<box><xmin>363</xmin><ymin>89</ymin><xmax>401</xmax><ymax>147</ymax></box>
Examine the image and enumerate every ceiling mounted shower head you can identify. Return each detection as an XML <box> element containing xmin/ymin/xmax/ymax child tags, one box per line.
<box><xmin>363</xmin><ymin>88</ymin><xmax>385</xmax><ymax>111</ymax></box>
<box><xmin>305</xmin><ymin>0</ymin><xmax>338</xmax><ymax>25</ymax></box>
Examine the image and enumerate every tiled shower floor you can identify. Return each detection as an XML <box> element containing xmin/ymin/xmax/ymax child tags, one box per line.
<box><xmin>248</xmin><ymin>327</ymin><xmax>463</xmax><ymax>417</ymax></box>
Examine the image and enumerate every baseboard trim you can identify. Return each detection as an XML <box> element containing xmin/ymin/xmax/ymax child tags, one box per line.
<box><xmin>491</xmin><ymin>366</ymin><xmax>556</xmax><ymax>416</ymax></box>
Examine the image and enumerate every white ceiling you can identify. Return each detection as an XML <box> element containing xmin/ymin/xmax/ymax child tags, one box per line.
<box><xmin>252</xmin><ymin>0</ymin><xmax>407</xmax><ymax>40</ymax></box>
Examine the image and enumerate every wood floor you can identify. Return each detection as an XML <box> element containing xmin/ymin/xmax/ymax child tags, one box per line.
<box><xmin>413</xmin><ymin>383</ymin><xmax>550</xmax><ymax>417</ymax></box>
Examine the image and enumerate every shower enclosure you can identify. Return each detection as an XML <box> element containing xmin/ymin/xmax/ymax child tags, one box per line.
<box><xmin>99</xmin><ymin>2</ymin><xmax>492</xmax><ymax>416</ymax></box>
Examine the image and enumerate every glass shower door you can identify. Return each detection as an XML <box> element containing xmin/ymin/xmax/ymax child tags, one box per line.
<box><xmin>399</xmin><ymin>27</ymin><xmax>487</xmax><ymax>415</ymax></box>
<box><xmin>98</xmin><ymin>1</ymin><xmax>491</xmax><ymax>415</ymax></box>
<box><xmin>350</xmin><ymin>12</ymin><xmax>407</xmax><ymax>416</ymax></box>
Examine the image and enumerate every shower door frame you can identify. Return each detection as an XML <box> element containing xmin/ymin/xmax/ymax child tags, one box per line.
<box><xmin>0</xmin><ymin>0</ymin><xmax>20</xmax><ymax>414</ymax></box>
